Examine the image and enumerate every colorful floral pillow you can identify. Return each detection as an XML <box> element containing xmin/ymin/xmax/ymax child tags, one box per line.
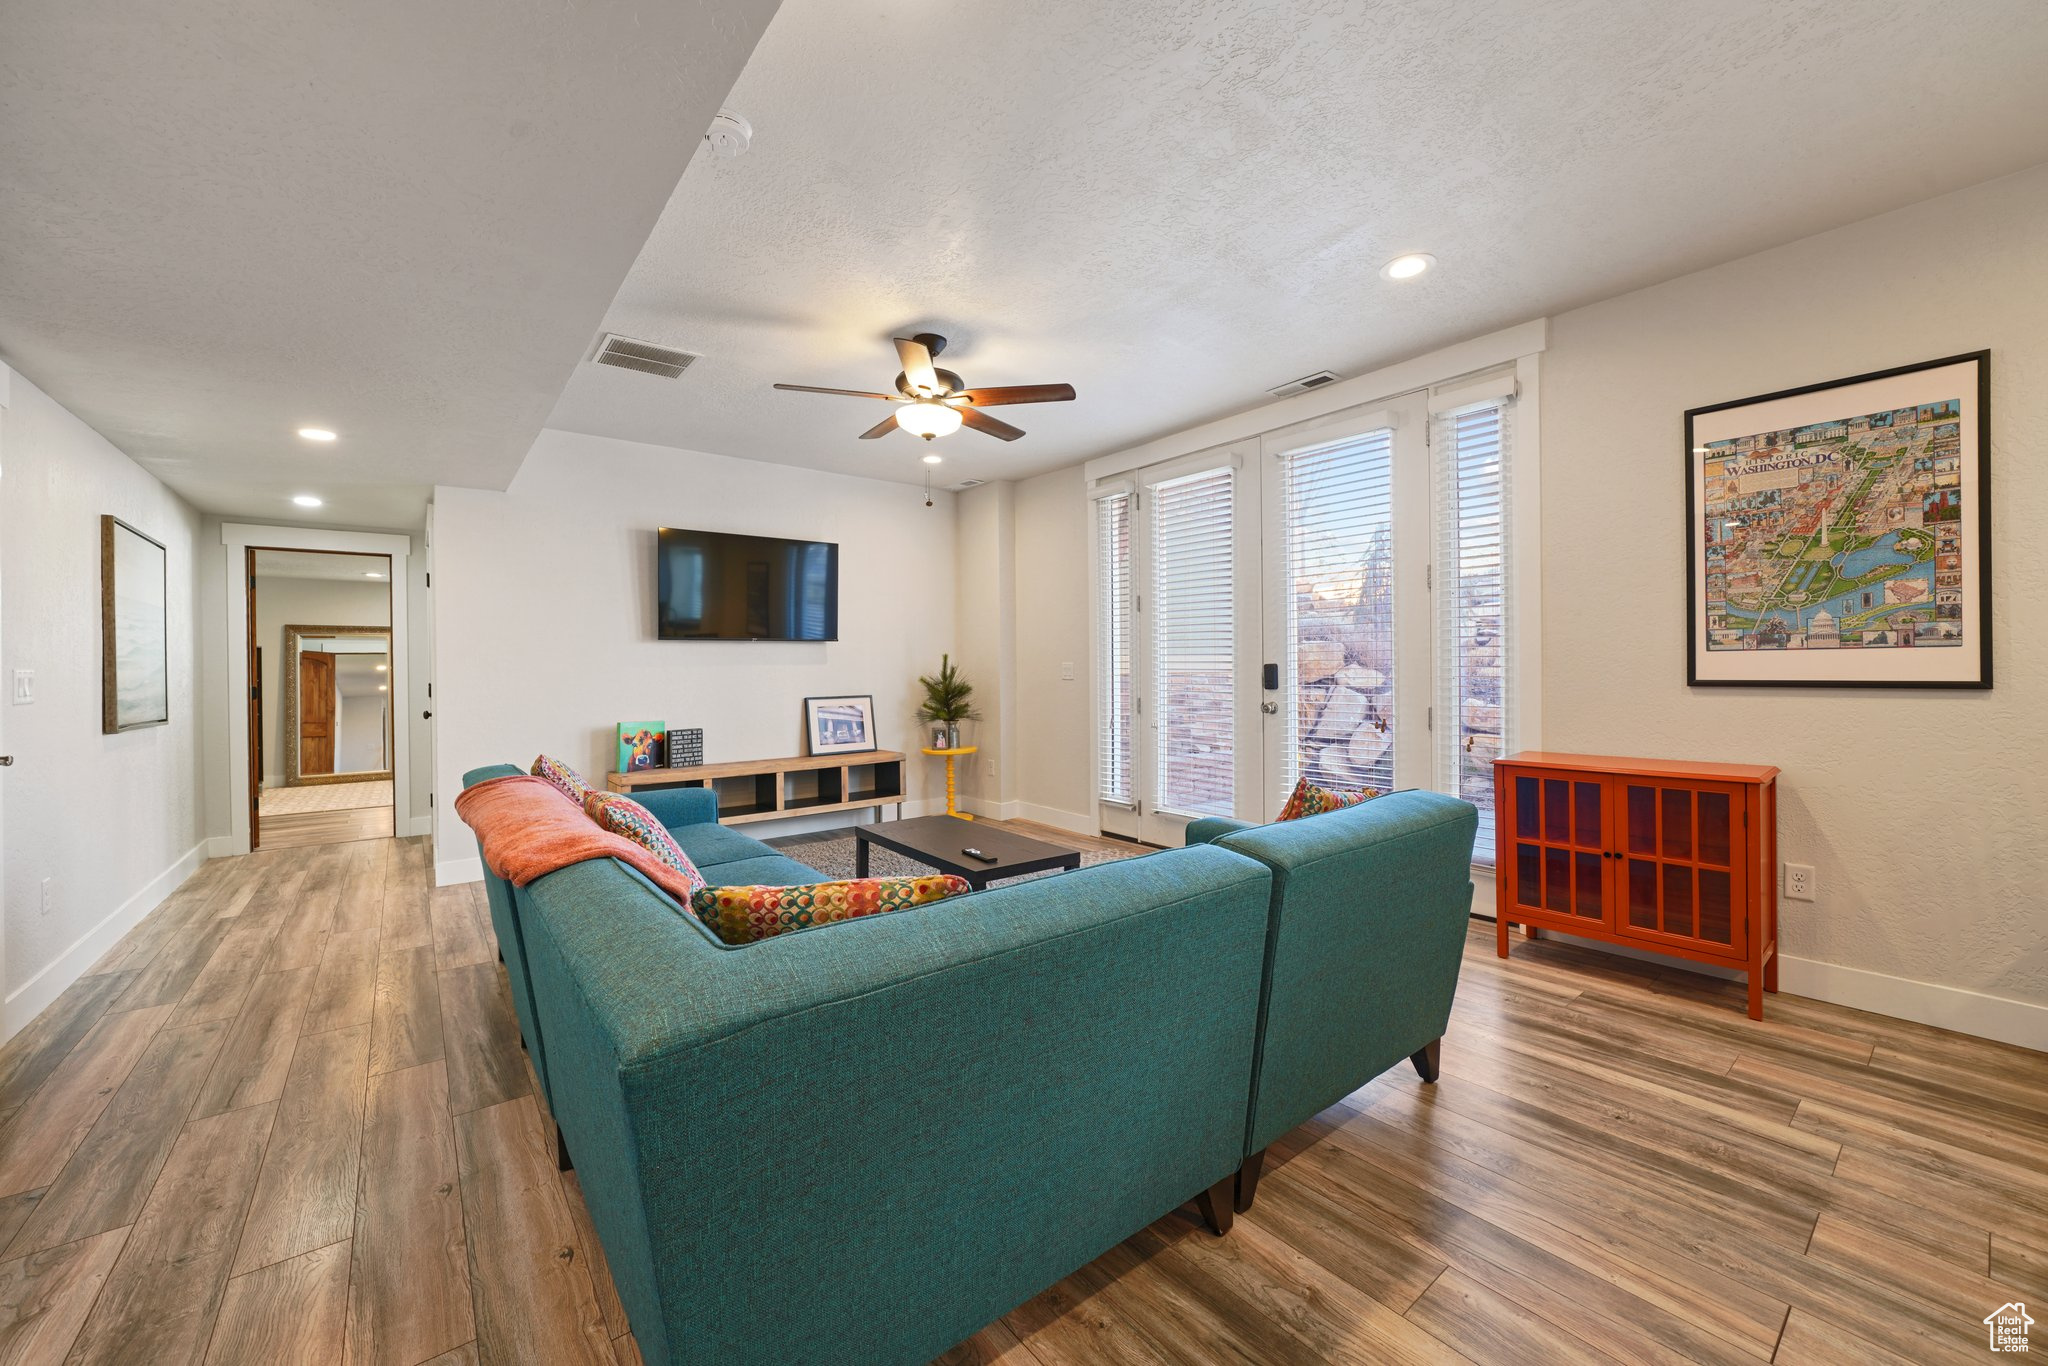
<box><xmin>584</xmin><ymin>793</ymin><xmax>707</xmax><ymax>896</ymax></box>
<box><xmin>690</xmin><ymin>875</ymin><xmax>972</xmax><ymax>946</ymax></box>
<box><xmin>530</xmin><ymin>755</ymin><xmax>598</xmax><ymax>809</ymax></box>
<box><xmin>1276</xmin><ymin>777</ymin><xmax>1380</xmax><ymax>823</ymax></box>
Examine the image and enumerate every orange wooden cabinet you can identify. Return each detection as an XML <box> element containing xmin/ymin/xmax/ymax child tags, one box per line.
<box><xmin>1493</xmin><ymin>752</ymin><xmax>1781</xmax><ymax>1019</ymax></box>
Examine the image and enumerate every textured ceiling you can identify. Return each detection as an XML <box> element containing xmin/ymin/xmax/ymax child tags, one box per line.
<box><xmin>547</xmin><ymin>0</ymin><xmax>2048</xmax><ymax>487</ymax></box>
<box><xmin>0</xmin><ymin>0</ymin><xmax>782</xmax><ymax>528</ymax></box>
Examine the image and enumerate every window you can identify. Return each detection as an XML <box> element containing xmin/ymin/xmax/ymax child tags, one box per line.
<box><xmin>1435</xmin><ymin>400</ymin><xmax>1512</xmax><ymax>865</ymax></box>
<box><xmin>1278</xmin><ymin>427</ymin><xmax>1397</xmax><ymax>796</ymax></box>
<box><xmin>1151</xmin><ymin>466</ymin><xmax>1236</xmax><ymax>818</ymax></box>
<box><xmin>1095</xmin><ymin>491</ymin><xmax>1134</xmax><ymax>805</ymax></box>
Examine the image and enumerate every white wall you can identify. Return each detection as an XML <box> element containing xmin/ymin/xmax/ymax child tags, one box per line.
<box><xmin>950</xmin><ymin>482</ymin><xmax>1016</xmax><ymax>815</ymax></box>
<box><xmin>251</xmin><ymin>575</ymin><xmax>388</xmax><ymax>784</ymax></box>
<box><xmin>334</xmin><ymin>690</ymin><xmax>389</xmax><ymax>773</ymax></box>
<box><xmin>431</xmin><ymin>428</ymin><xmax>959</xmax><ymax>883</ymax></box>
<box><xmin>0</xmin><ymin>365</ymin><xmax>206</xmax><ymax>1037</ymax></box>
<box><xmin>1540</xmin><ymin>164</ymin><xmax>2048</xmax><ymax>1042</ymax></box>
<box><xmin>1011</xmin><ymin>465</ymin><xmax>1094</xmax><ymax>830</ymax></box>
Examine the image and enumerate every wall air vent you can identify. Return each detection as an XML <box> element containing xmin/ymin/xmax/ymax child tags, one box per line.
<box><xmin>592</xmin><ymin>334</ymin><xmax>698</xmax><ymax>379</ymax></box>
<box><xmin>948</xmin><ymin>479</ymin><xmax>986</xmax><ymax>491</ymax></box>
<box><xmin>1267</xmin><ymin>369</ymin><xmax>1342</xmax><ymax>399</ymax></box>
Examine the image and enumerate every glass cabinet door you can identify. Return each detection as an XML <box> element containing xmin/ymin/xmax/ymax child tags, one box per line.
<box><xmin>1505</xmin><ymin>771</ymin><xmax>1611</xmax><ymax>926</ymax></box>
<box><xmin>1620</xmin><ymin>779</ymin><xmax>1747</xmax><ymax>956</ymax></box>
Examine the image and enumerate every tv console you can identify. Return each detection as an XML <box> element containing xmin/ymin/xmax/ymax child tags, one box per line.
<box><xmin>608</xmin><ymin>751</ymin><xmax>906</xmax><ymax>826</ymax></box>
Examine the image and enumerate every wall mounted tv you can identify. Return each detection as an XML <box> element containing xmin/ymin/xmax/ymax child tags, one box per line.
<box><xmin>656</xmin><ymin>527</ymin><xmax>840</xmax><ymax>641</ymax></box>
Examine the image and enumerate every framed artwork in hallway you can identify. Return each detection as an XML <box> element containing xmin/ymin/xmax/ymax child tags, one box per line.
<box><xmin>1685</xmin><ymin>350</ymin><xmax>1991</xmax><ymax>688</ymax></box>
<box><xmin>100</xmin><ymin>515</ymin><xmax>170</xmax><ymax>732</ymax></box>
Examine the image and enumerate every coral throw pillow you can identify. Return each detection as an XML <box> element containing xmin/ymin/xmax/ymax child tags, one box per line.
<box><xmin>1276</xmin><ymin>777</ymin><xmax>1380</xmax><ymax>823</ymax></box>
<box><xmin>585</xmin><ymin>793</ymin><xmax>707</xmax><ymax>897</ymax></box>
<box><xmin>691</xmin><ymin>875</ymin><xmax>972</xmax><ymax>946</ymax></box>
<box><xmin>531</xmin><ymin>755</ymin><xmax>598</xmax><ymax>809</ymax></box>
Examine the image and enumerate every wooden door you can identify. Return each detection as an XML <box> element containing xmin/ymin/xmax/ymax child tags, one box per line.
<box><xmin>246</xmin><ymin>551</ymin><xmax>261</xmax><ymax>848</ymax></box>
<box><xmin>1616</xmin><ymin>777</ymin><xmax>1748</xmax><ymax>958</ymax></box>
<box><xmin>299</xmin><ymin>652</ymin><xmax>335</xmax><ymax>775</ymax></box>
<box><xmin>1499</xmin><ymin>768</ymin><xmax>1613</xmax><ymax>929</ymax></box>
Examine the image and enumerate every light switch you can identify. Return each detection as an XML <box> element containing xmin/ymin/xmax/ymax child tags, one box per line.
<box><xmin>11</xmin><ymin>670</ymin><xmax>32</xmax><ymax>704</ymax></box>
<box><xmin>1059</xmin><ymin>662</ymin><xmax>1075</xmax><ymax>681</ymax></box>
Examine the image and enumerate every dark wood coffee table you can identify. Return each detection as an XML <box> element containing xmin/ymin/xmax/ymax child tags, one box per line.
<box><xmin>853</xmin><ymin>815</ymin><xmax>1081</xmax><ymax>890</ymax></box>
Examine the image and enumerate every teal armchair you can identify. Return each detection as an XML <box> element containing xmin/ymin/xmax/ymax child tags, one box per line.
<box><xmin>1189</xmin><ymin>791</ymin><xmax>1478</xmax><ymax>1210</ymax></box>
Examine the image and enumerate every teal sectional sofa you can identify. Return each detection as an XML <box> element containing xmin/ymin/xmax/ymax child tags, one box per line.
<box><xmin>1187</xmin><ymin>789</ymin><xmax>1480</xmax><ymax>1208</ymax></box>
<box><xmin>460</xmin><ymin>765</ymin><xmax>1476</xmax><ymax>1365</ymax></box>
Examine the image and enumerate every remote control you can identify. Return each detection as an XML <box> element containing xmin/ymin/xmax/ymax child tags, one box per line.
<box><xmin>961</xmin><ymin>847</ymin><xmax>1000</xmax><ymax>864</ymax></box>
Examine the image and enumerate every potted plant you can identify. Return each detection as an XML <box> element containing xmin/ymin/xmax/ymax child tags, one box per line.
<box><xmin>915</xmin><ymin>653</ymin><xmax>979</xmax><ymax>749</ymax></box>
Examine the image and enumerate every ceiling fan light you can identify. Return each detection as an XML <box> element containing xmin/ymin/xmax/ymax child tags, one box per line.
<box><xmin>896</xmin><ymin>402</ymin><xmax>963</xmax><ymax>440</ymax></box>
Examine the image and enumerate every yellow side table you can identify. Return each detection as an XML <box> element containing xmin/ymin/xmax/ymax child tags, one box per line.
<box><xmin>921</xmin><ymin>745</ymin><xmax>978</xmax><ymax>820</ymax></box>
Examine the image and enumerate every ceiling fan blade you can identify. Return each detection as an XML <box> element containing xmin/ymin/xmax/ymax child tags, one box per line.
<box><xmin>773</xmin><ymin>384</ymin><xmax>901</xmax><ymax>401</ymax></box>
<box><xmin>895</xmin><ymin>337</ymin><xmax>940</xmax><ymax>395</ymax></box>
<box><xmin>959</xmin><ymin>383</ymin><xmax>1077</xmax><ymax>407</ymax></box>
<box><xmin>960</xmin><ymin>407</ymin><xmax>1025</xmax><ymax>442</ymax></box>
<box><xmin>858</xmin><ymin>413</ymin><xmax>901</xmax><ymax>440</ymax></box>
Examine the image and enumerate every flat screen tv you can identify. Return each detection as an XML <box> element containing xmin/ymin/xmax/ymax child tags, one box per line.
<box><xmin>656</xmin><ymin>527</ymin><xmax>839</xmax><ymax>641</ymax></box>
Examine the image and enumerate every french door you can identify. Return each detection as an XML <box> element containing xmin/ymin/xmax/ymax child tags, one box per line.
<box><xmin>1098</xmin><ymin>395</ymin><xmax>1434</xmax><ymax>842</ymax></box>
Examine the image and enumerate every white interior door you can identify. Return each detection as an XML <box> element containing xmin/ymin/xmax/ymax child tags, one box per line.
<box><xmin>0</xmin><ymin>398</ymin><xmax>9</xmax><ymax>998</ymax></box>
<box><xmin>1259</xmin><ymin>396</ymin><xmax>1431</xmax><ymax>817</ymax></box>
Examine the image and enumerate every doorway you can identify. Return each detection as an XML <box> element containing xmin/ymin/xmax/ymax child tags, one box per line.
<box><xmin>248</xmin><ymin>548</ymin><xmax>396</xmax><ymax>849</ymax></box>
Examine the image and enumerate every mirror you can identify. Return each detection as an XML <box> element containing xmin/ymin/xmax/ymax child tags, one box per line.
<box><xmin>282</xmin><ymin>624</ymin><xmax>393</xmax><ymax>784</ymax></box>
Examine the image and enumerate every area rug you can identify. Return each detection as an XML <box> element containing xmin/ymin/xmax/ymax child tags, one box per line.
<box><xmin>258</xmin><ymin>779</ymin><xmax>393</xmax><ymax>815</ymax></box>
<box><xmin>766</xmin><ymin>830</ymin><xmax>1127</xmax><ymax>885</ymax></box>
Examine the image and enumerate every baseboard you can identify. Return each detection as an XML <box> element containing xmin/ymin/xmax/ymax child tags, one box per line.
<box><xmin>1776</xmin><ymin>956</ymin><xmax>2048</xmax><ymax>1052</ymax></box>
<box><xmin>403</xmin><ymin>815</ymin><xmax>433</xmax><ymax>838</ymax></box>
<box><xmin>435</xmin><ymin>855</ymin><xmax>483</xmax><ymax>887</ymax></box>
<box><xmin>1012</xmin><ymin>802</ymin><xmax>1100</xmax><ymax>837</ymax></box>
<box><xmin>206</xmin><ymin>835</ymin><xmax>234</xmax><ymax>859</ymax></box>
<box><xmin>3</xmin><ymin>840</ymin><xmax>209</xmax><ymax>1042</ymax></box>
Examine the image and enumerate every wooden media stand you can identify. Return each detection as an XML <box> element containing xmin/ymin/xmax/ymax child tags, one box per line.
<box><xmin>1493</xmin><ymin>751</ymin><xmax>1780</xmax><ymax>1018</ymax></box>
<box><xmin>608</xmin><ymin>751</ymin><xmax>906</xmax><ymax>826</ymax></box>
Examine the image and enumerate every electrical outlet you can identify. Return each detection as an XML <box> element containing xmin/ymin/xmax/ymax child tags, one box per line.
<box><xmin>1060</xmin><ymin>661</ymin><xmax>1076</xmax><ymax>681</ymax></box>
<box><xmin>11</xmin><ymin>670</ymin><xmax>32</xmax><ymax>704</ymax></box>
<box><xmin>39</xmin><ymin>877</ymin><xmax>55</xmax><ymax>918</ymax></box>
<box><xmin>1784</xmin><ymin>863</ymin><xmax>1815</xmax><ymax>901</ymax></box>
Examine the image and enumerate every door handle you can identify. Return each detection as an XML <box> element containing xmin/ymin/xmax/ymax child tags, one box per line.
<box><xmin>1260</xmin><ymin>701</ymin><xmax>1278</xmax><ymax>715</ymax></box>
<box><xmin>421</xmin><ymin>711</ymin><xmax>433</xmax><ymax>720</ymax></box>
<box><xmin>0</xmin><ymin>755</ymin><xmax>12</xmax><ymax>766</ymax></box>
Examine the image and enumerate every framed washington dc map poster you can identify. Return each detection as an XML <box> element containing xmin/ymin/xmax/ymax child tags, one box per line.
<box><xmin>1685</xmin><ymin>351</ymin><xmax>1990</xmax><ymax>688</ymax></box>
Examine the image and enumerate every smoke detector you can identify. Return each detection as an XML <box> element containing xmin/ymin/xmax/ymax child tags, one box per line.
<box><xmin>592</xmin><ymin>334</ymin><xmax>698</xmax><ymax>379</ymax></box>
<box><xmin>1267</xmin><ymin>370</ymin><xmax>1342</xmax><ymax>399</ymax></box>
<box><xmin>705</xmin><ymin>110</ymin><xmax>753</xmax><ymax>158</ymax></box>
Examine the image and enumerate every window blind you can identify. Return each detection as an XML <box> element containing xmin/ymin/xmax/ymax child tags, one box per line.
<box><xmin>1279</xmin><ymin>428</ymin><xmax>1397</xmax><ymax>797</ymax></box>
<box><xmin>1434</xmin><ymin>401</ymin><xmax>1512</xmax><ymax>866</ymax></box>
<box><xmin>1151</xmin><ymin>467</ymin><xmax>1235</xmax><ymax>818</ymax></box>
<box><xmin>1095</xmin><ymin>491</ymin><xmax>1134</xmax><ymax>806</ymax></box>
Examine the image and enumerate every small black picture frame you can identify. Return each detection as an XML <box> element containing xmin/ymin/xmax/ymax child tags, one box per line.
<box><xmin>803</xmin><ymin>694</ymin><xmax>877</xmax><ymax>756</ymax></box>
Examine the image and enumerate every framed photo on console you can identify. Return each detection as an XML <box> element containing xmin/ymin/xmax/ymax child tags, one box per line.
<box><xmin>1685</xmin><ymin>350</ymin><xmax>1990</xmax><ymax>688</ymax></box>
<box><xmin>805</xmin><ymin>694</ymin><xmax>877</xmax><ymax>756</ymax></box>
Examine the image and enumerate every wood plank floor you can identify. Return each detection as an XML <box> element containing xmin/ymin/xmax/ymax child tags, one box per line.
<box><xmin>257</xmin><ymin>807</ymin><xmax>396</xmax><ymax>851</ymax></box>
<box><xmin>0</xmin><ymin>830</ymin><xmax>2039</xmax><ymax>1364</ymax></box>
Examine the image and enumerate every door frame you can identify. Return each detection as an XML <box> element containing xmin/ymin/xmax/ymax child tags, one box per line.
<box><xmin>221</xmin><ymin>523</ymin><xmax>414</xmax><ymax>856</ymax></box>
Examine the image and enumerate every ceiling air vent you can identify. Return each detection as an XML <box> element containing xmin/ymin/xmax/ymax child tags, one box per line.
<box><xmin>948</xmin><ymin>479</ymin><xmax>986</xmax><ymax>491</ymax></box>
<box><xmin>592</xmin><ymin>334</ymin><xmax>698</xmax><ymax>379</ymax></box>
<box><xmin>1267</xmin><ymin>369</ymin><xmax>1342</xmax><ymax>399</ymax></box>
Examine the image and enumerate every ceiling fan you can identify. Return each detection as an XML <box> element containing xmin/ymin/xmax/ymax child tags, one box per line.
<box><xmin>773</xmin><ymin>333</ymin><xmax>1076</xmax><ymax>443</ymax></box>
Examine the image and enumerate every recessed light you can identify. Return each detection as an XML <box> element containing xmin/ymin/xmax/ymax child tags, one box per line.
<box><xmin>364</xmin><ymin>571</ymin><xmax>383</xmax><ymax>579</ymax></box>
<box><xmin>375</xmin><ymin>664</ymin><xmax>387</xmax><ymax>672</ymax></box>
<box><xmin>1380</xmin><ymin>253</ymin><xmax>1436</xmax><ymax>281</ymax></box>
<box><xmin>292</xmin><ymin>494</ymin><xmax>323</xmax><ymax>508</ymax></box>
<box><xmin>377</xmin><ymin>684</ymin><xmax>388</xmax><ymax>692</ymax></box>
<box><xmin>921</xmin><ymin>453</ymin><xmax>944</xmax><ymax>465</ymax></box>
<box><xmin>298</xmin><ymin>428</ymin><xmax>337</xmax><ymax>442</ymax></box>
